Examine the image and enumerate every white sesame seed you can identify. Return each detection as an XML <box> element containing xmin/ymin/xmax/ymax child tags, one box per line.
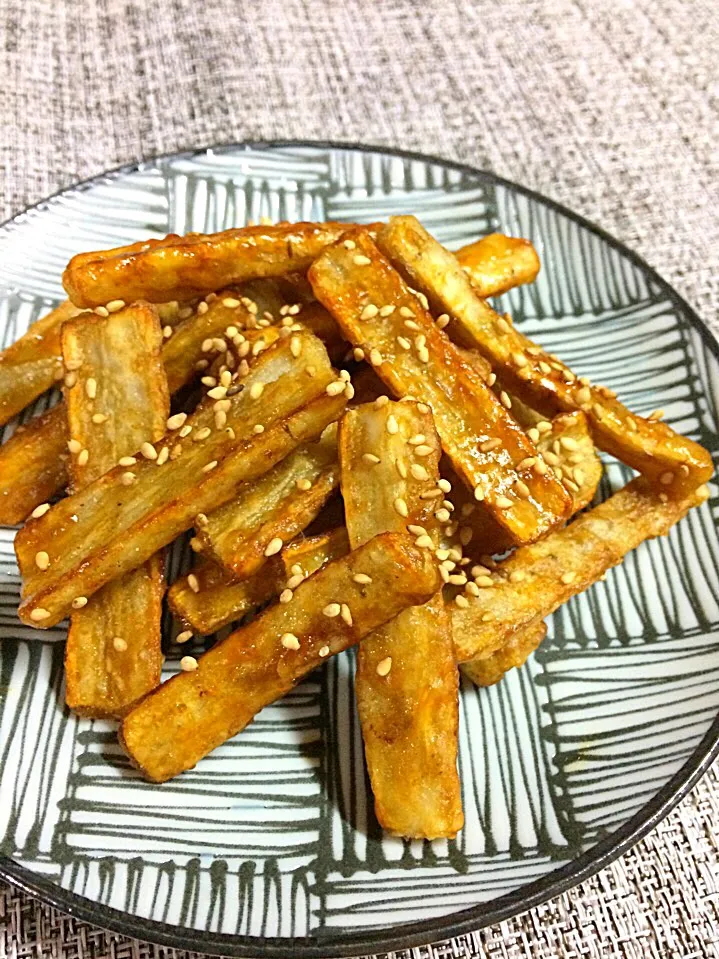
<box><xmin>197</xmin><ymin>301</ymin><xmax>209</xmax><ymax>315</ymax></box>
<box><xmin>156</xmin><ymin>447</ymin><xmax>170</xmax><ymax>466</ymax></box>
<box><xmin>394</xmin><ymin>497</ymin><xmax>409</xmax><ymax>517</ymax></box>
<box><xmin>454</xmin><ymin>595</ymin><xmax>470</xmax><ymax>609</ymax></box>
<box><xmin>64</xmin><ymin>372</ymin><xmax>78</xmax><ymax>388</ymax></box>
<box><xmin>222</xmin><ymin>297</ymin><xmax>241</xmax><ymax>309</ymax></box>
<box><xmin>208</xmin><ymin>386</ymin><xmax>228</xmax><ymax>400</ymax></box>
<box><xmin>175</xmin><ymin>630</ymin><xmax>193</xmax><ymax>644</ymax></box>
<box><xmin>253</xmin><ymin>424</ymin><xmax>265</xmax><ymax>434</ymax></box>
<box><xmin>397</xmin><ymin>336</ymin><xmax>411</xmax><ymax>350</ymax></box>
<box><xmin>369</xmin><ymin>349</ymin><xmax>383</xmax><ymax>367</ymax></box>
<box><xmin>353</xmin><ymin>254</ymin><xmax>371</xmax><ymax>266</ymax></box>
<box><xmin>35</xmin><ymin>551</ymin><xmax>50</xmax><ymax>570</ymax></box>
<box><xmin>404</xmin><ymin>319</ymin><xmax>421</xmax><ymax>332</ymax></box>
<box><xmin>509</xmin><ymin>570</ymin><xmax>526</xmax><ymax>584</ymax></box>
<box><xmin>480</xmin><ymin>437</ymin><xmax>503</xmax><ymax>453</ymax></box>
<box><xmin>660</xmin><ymin>471</ymin><xmax>675</xmax><ymax>485</ymax></box>
<box><xmin>436</xmin><ymin>314</ymin><xmax>450</xmax><ymax>329</ymax></box>
<box><xmin>475</xmin><ymin>575</ymin><xmax>494</xmax><ymax>588</ymax></box>
<box><xmin>340</xmin><ymin>603</ymin><xmax>353</xmax><ymax>626</ymax></box>
<box><xmin>279</xmin><ymin>589</ymin><xmax>294</xmax><ymax>604</ymax></box>
<box><xmin>186</xmin><ymin>573</ymin><xmax>200</xmax><ymax>594</ymax></box>
<box><xmin>499</xmin><ymin>391</ymin><xmax>512</xmax><ymax>410</ymax></box>
<box><xmin>343</xmin><ymin>239</ymin><xmax>356</xmax><ymax>250</ymax></box>
<box><xmin>361</xmin><ymin>304</ymin><xmax>379</xmax><ymax>320</ymax></box>
<box><xmin>353</xmin><ymin>347</ymin><xmax>365</xmax><ymax>361</ymax></box>
<box><xmin>121</xmin><ymin>471</ymin><xmax>136</xmax><ymax>486</ymax></box>
<box><xmin>71</xmin><ymin>596</ymin><xmax>88</xmax><ymax>610</ymax></box>
<box><xmin>376</xmin><ymin>657</ymin><xmax>392</xmax><ymax>676</ymax></box>
<box><xmin>353</xmin><ymin>573</ymin><xmax>373</xmax><ymax>585</ymax></box>
<box><xmin>435</xmin><ymin>508</ymin><xmax>450</xmax><ymax>523</ymax></box>
<box><xmin>379</xmin><ymin>305</ymin><xmax>396</xmax><ymax>317</ymax></box>
<box><xmin>264</xmin><ymin>537</ymin><xmax>283</xmax><ymax>557</ymax></box>
<box><xmin>77</xmin><ymin>449</ymin><xmax>89</xmax><ymax>467</ymax></box>
<box><xmin>31</xmin><ymin>503</ymin><xmax>50</xmax><ymax>519</ymax></box>
<box><xmin>561</xmin><ymin>572</ymin><xmax>576</xmax><ymax>585</ymax></box>
<box><xmin>85</xmin><ymin>377</ymin><xmax>97</xmax><ymax>399</ymax></box>
<box><xmin>362</xmin><ymin>452</ymin><xmax>381</xmax><ymax>465</ymax></box>
<box><xmin>166</xmin><ymin>412</ymin><xmax>187</xmax><ymax>431</ymax></box>
<box><xmin>201</xmin><ymin>377</ymin><xmax>217</xmax><ymax>388</ymax></box>
<box><xmin>415</xmin><ymin>534</ymin><xmax>434</xmax><ymax>549</ymax></box>
<box><xmin>180</xmin><ymin>655</ymin><xmax>199</xmax><ymax>671</ymax></box>
<box><xmin>106</xmin><ymin>299</ymin><xmax>125</xmax><ymax>313</ymax></box>
<box><xmin>399</xmin><ymin>306</ymin><xmax>414</xmax><ymax>318</ymax></box>
<box><xmin>287</xmin><ymin>574</ymin><xmax>304</xmax><ymax>590</ymax></box>
<box><xmin>386</xmin><ymin>415</ymin><xmax>399</xmax><ymax>435</ymax></box>
<box><xmin>560</xmin><ymin>436</ymin><xmax>579</xmax><ymax>451</ymax></box>
<box><xmin>573</xmin><ymin>468</ymin><xmax>585</xmax><ymax>486</ymax></box>
<box><xmin>296</xmin><ymin>478</ymin><xmax>312</xmax><ymax>491</ymax></box>
<box><xmin>30</xmin><ymin>608</ymin><xmax>51</xmax><ymax>622</ymax></box>
<box><xmin>474</xmin><ymin>485</ymin><xmax>485</xmax><ymax>501</ymax></box>
<box><xmin>319</xmin><ymin>645</ymin><xmax>330</xmax><ymax>658</ymax></box>
<box><xmin>215</xmin><ymin>410</ymin><xmax>227</xmax><ymax>430</ymax></box>
<box><xmin>417</xmin><ymin>403</ymin><xmax>430</xmax><ymax>414</ymax></box>
<box><xmin>410</xmin><ymin>463</ymin><xmax>429</xmax><ymax>481</ymax></box>
<box><xmin>515</xmin><ymin>480</ymin><xmax>531</xmax><ymax>499</ymax></box>
<box><xmin>323</xmin><ymin>603</ymin><xmax>341</xmax><ymax>618</ymax></box>
<box><xmin>112</xmin><ymin>636</ymin><xmax>128</xmax><ymax>652</ymax></box>
<box><xmin>94</xmin><ymin>306</ymin><xmax>109</xmax><ymax>317</ymax></box>
<box><xmin>281</xmin><ymin>633</ymin><xmax>301</xmax><ymax>650</ymax></box>
<box><xmin>195</xmin><ymin>427</ymin><xmax>212</xmax><ymax>441</ymax></box>
<box><xmin>92</xmin><ymin>412</ymin><xmax>108</xmax><ymax>424</ymax></box>
<box><xmin>326</xmin><ymin>380</ymin><xmax>346</xmax><ymax>396</ymax></box>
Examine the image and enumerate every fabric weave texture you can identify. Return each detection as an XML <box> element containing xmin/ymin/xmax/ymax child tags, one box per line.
<box><xmin>1</xmin><ymin>0</ymin><xmax>718</xmax><ymax>956</ymax></box>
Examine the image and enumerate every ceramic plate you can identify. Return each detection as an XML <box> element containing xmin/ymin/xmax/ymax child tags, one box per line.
<box><xmin>1</xmin><ymin>143</ymin><xmax>718</xmax><ymax>958</ymax></box>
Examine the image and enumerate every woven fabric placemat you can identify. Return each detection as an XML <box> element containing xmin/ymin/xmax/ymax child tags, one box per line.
<box><xmin>1</xmin><ymin>0</ymin><xmax>718</xmax><ymax>956</ymax></box>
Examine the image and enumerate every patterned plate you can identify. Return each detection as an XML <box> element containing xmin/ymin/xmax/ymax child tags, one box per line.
<box><xmin>1</xmin><ymin>143</ymin><xmax>718</xmax><ymax>958</ymax></box>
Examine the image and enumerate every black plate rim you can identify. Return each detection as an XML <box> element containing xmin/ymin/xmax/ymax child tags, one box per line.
<box><xmin>1</xmin><ymin>138</ymin><xmax>718</xmax><ymax>959</ymax></box>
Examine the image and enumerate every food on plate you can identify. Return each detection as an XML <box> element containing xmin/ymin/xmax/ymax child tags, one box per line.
<box><xmin>63</xmin><ymin>222</ymin><xmax>355</xmax><ymax>307</ymax></box>
<box><xmin>0</xmin><ymin>409</ymin><xmax>69</xmax><ymax>525</ymax></box>
<box><xmin>340</xmin><ymin>399</ymin><xmax>462</xmax><ymax>839</ymax></box>
<box><xmin>196</xmin><ymin>424</ymin><xmax>339</xmax><ymax>579</ymax></box>
<box><xmin>377</xmin><ymin>215</ymin><xmax>713</xmax><ymax>497</ymax></box>
<box><xmin>460</xmin><ymin>621</ymin><xmax>548</xmax><ymax>687</ymax></box>
<box><xmin>309</xmin><ymin>231</ymin><xmax>572</xmax><ymax>545</ymax></box>
<box><xmin>0</xmin><ymin>300</ymin><xmax>84</xmax><ymax>428</ymax></box>
<box><xmin>62</xmin><ymin>303</ymin><xmax>168</xmax><ymax>716</ymax></box>
<box><xmin>120</xmin><ymin>531</ymin><xmax>440</xmax><ymax>782</ymax></box>
<box><xmin>15</xmin><ymin>332</ymin><xmax>346</xmax><ymax>627</ymax></box>
<box><xmin>0</xmin><ymin>213</ymin><xmax>711</xmax><ymax>837</ymax></box>
<box><xmin>455</xmin><ymin>233</ymin><xmax>540</xmax><ymax>298</ymax></box>
<box><xmin>453</xmin><ymin>478</ymin><xmax>709</xmax><ymax>664</ymax></box>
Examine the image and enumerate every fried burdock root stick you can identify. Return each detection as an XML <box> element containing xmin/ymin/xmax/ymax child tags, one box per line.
<box><xmin>121</xmin><ymin>531</ymin><xmax>440</xmax><ymax>782</ymax></box>
<box><xmin>455</xmin><ymin>233</ymin><xmax>540</xmax><ymax>298</ymax></box>
<box><xmin>62</xmin><ymin>303</ymin><xmax>169</xmax><ymax>717</ymax></box>
<box><xmin>453</xmin><ymin>477</ymin><xmax>710</xmax><ymax>664</ymax></box>
<box><xmin>460</xmin><ymin>621</ymin><xmax>548</xmax><ymax>687</ymax></box>
<box><xmin>196</xmin><ymin>424</ymin><xmax>339</xmax><ymax>579</ymax></box>
<box><xmin>309</xmin><ymin>231</ymin><xmax>572</xmax><ymax>545</ymax></box>
<box><xmin>377</xmin><ymin>216</ymin><xmax>713</xmax><ymax>498</ymax></box>
<box><xmin>339</xmin><ymin>399</ymin><xmax>462</xmax><ymax>839</ymax></box>
<box><xmin>168</xmin><ymin>529</ymin><xmax>350</xmax><ymax>636</ymax></box>
<box><xmin>0</xmin><ymin>300</ymin><xmax>85</xmax><ymax>428</ymax></box>
<box><xmin>15</xmin><ymin>332</ymin><xmax>346</xmax><ymax>628</ymax></box>
<box><xmin>63</xmin><ymin>222</ymin><xmax>355</xmax><ymax>308</ymax></box>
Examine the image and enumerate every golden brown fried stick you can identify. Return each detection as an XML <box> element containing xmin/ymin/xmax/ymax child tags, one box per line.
<box><xmin>63</xmin><ymin>222</ymin><xmax>354</xmax><ymax>308</ymax></box>
<box><xmin>309</xmin><ymin>231</ymin><xmax>571</xmax><ymax>545</ymax></box>
<box><xmin>168</xmin><ymin>528</ymin><xmax>350</xmax><ymax>636</ymax></box>
<box><xmin>168</xmin><ymin>558</ymin><xmax>277</xmax><ymax>636</ymax></box>
<box><xmin>378</xmin><ymin>216</ymin><xmax>713</xmax><ymax>497</ymax></box>
<box><xmin>452</xmin><ymin>477</ymin><xmax>709</xmax><ymax>664</ymax></box>
<box><xmin>455</xmin><ymin>233</ymin><xmax>540</xmax><ymax>298</ymax></box>
<box><xmin>0</xmin><ymin>299</ymin><xmax>278</xmax><ymax>524</ymax></box>
<box><xmin>339</xmin><ymin>399</ymin><xmax>462</xmax><ymax>839</ymax></box>
<box><xmin>0</xmin><ymin>411</ymin><xmax>68</xmax><ymax>525</ymax></box>
<box><xmin>460</xmin><ymin>621</ymin><xmax>547</xmax><ymax>687</ymax></box>
<box><xmin>121</xmin><ymin>531</ymin><xmax>440</xmax><ymax>782</ymax></box>
<box><xmin>0</xmin><ymin>301</ymin><xmax>83</xmax><ymax>427</ymax></box>
<box><xmin>62</xmin><ymin>304</ymin><xmax>169</xmax><ymax>717</ymax></box>
<box><xmin>197</xmin><ymin>424</ymin><xmax>339</xmax><ymax>579</ymax></box>
<box><xmin>15</xmin><ymin>332</ymin><xmax>346</xmax><ymax>627</ymax></box>
<box><xmin>448</xmin><ymin>409</ymin><xmax>603</xmax><ymax>557</ymax></box>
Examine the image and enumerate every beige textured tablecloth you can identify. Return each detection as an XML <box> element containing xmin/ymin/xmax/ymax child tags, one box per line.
<box><xmin>1</xmin><ymin>0</ymin><xmax>718</xmax><ymax>956</ymax></box>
